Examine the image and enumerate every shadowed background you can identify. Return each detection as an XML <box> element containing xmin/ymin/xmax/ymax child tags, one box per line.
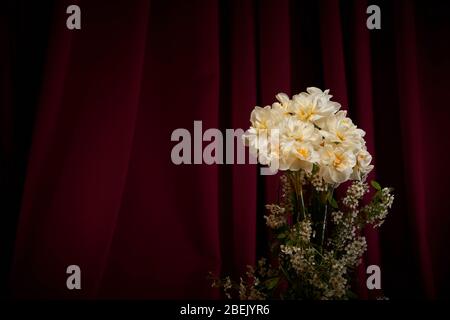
<box><xmin>1</xmin><ymin>0</ymin><xmax>449</xmax><ymax>299</ymax></box>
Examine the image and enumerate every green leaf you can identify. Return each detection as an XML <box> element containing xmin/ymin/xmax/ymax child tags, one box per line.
<box><xmin>327</xmin><ymin>191</ymin><xmax>333</xmax><ymax>201</ymax></box>
<box><xmin>346</xmin><ymin>290</ymin><xmax>358</xmax><ymax>300</ymax></box>
<box><xmin>265</xmin><ymin>277</ymin><xmax>279</xmax><ymax>290</ymax></box>
<box><xmin>329</xmin><ymin>196</ymin><xmax>338</xmax><ymax>209</ymax></box>
<box><xmin>286</xmin><ymin>239</ymin><xmax>294</xmax><ymax>246</ymax></box>
<box><xmin>371</xmin><ymin>180</ymin><xmax>381</xmax><ymax>191</ymax></box>
<box><xmin>277</xmin><ymin>233</ymin><xmax>286</xmax><ymax>240</ymax></box>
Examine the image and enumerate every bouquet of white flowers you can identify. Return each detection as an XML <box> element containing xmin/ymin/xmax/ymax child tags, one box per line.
<box><xmin>211</xmin><ymin>88</ymin><xmax>394</xmax><ymax>300</ymax></box>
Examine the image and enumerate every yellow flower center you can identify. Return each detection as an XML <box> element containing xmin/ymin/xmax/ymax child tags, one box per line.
<box><xmin>333</xmin><ymin>154</ymin><xmax>344</xmax><ymax>168</ymax></box>
<box><xmin>298</xmin><ymin>147</ymin><xmax>309</xmax><ymax>159</ymax></box>
<box><xmin>297</xmin><ymin>104</ymin><xmax>315</xmax><ymax>121</ymax></box>
<box><xmin>258</xmin><ymin>120</ymin><xmax>268</xmax><ymax>129</ymax></box>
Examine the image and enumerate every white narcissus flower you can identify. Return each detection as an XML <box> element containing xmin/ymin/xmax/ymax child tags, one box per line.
<box><xmin>320</xmin><ymin>110</ymin><xmax>366</xmax><ymax>151</ymax></box>
<box><xmin>277</xmin><ymin>139</ymin><xmax>319</xmax><ymax>172</ymax></box>
<box><xmin>249</xmin><ymin>106</ymin><xmax>283</xmax><ymax>130</ymax></box>
<box><xmin>281</xmin><ymin>117</ymin><xmax>321</xmax><ymax>145</ymax></box>
<box><xmin>272</xmin><ymin>93</ymin><xmax>294</xmax><ymax>115</ymax></box>
<box><xmin>243</xmin><ymin>88</ymin><xmax>371</xmax><ymax>185</ymax></box>
<box><xmin>278</xmin><ymin>118</ymin><xmax>322</xmax><ymax>172</ymax></box>
<box><xmin>351</xmin><ymin>149</ymin><xmax>374</xmax><ymax>180</ymax></box>
<box><xmin>242</xmin><ymin>106</ymin><xmax>282</xmax><ymax>155</ymax></box>
<box><xmin>291</xmin><ymin>87</ymin><xmax>341</xmax><ymax>126</ymax></box>
<box><xmin>291</xmin><ymin>141</ymin><xmax>320</xmax><ymax>172</ymax></box>
<box><xmin>242</xmin><ymin>126</ymin><xmax>262</xmax><ymax>158</ymax></box>
<box><xmin>319</xmin><ymin>145</ymin><xmax>357</xmax><ymax>184</ymax></box>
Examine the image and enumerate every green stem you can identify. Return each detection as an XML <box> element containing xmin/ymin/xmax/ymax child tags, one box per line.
<box><xmin>280</xmin><ymin>263</ymin><xmax>293</xmax><ymax>285</ymax></box>
<box><xmin>289</xmin><ymin>171</ymin><xmax>306</xmax><ymax>222</ymax></box>
<box><xmin>287</xmin><ymin>172</ymin><xmax>299</xmax><ymax>222</ymax></box>
<box><xmin>311</xmin><ymin>246</ymin><xmax>325</xmax><ymax>259</ymax></box>
<box><xmin>299</xmin><ymin>183</ymin><xmax>306</xmax><ymax>220</ymax></box>
<box><xmin>320</xmin><ymin>203</ymin><xmax>328</xmax><ymax>251</ymax></box>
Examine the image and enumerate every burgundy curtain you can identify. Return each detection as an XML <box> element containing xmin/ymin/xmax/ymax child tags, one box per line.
<box><xmin>1</xmin><ymin>0</ymin><xmax>449</xmax><ymax>299</ymax></box>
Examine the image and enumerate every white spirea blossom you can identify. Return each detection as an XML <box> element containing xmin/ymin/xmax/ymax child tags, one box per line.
<box><xmin>243</xmin><ymin>88</ymin><xmax>374</xmax><ymax>185</ymax></box>
<box><xmin>264</xmin><ymin>204</ymin><xmax>286</xmax><ymax>229</ymax></box>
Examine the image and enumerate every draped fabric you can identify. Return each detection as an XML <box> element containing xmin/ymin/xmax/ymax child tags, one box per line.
<box><xmin>1</xmin><ymin>0</ymin><xmax>449</xmax><ymax>299</ymax></box>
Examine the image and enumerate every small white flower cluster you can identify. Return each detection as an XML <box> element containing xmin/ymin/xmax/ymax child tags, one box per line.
<box><xmin>264</xmin><ymin>204</ymin><xmax>286</xmax><ymax>229</ymax></box>
<box><xmin>342</xmin><ymin>236</ymin><xmax>367</xmax><ymax>267</ymax></box>
<box><xmin>331</xmin><ymin>210</ymin><xmax>344</xmax><ymax>224</ymax></box>
<box><xmin>279</xmin><ymin>174</ymin><xmax>294</xmax><ymax>211</ymax></box>
<box><xmin>243</xmin><ymin>88</ymin><xmax>374</xmax><ymax>185</ymax></box>
<box><xmin>280</xmin><ymin>245</ymin><xmax>350</xmax><ymax>299</ymax></box>
<box><xmin>213</xmin><ymin>172</ymin><xmax>392</xmax><ymax>300</ymax></box>
<box><xmin>223</xmin><ymin>276</ymin><xmax>233</xmax><ymax>299</ymax></box>
<box><xmin>330</xmin><ymin>201</ymin><xmax>360</xmax><ymax>251</ymax></box>
<box><xmin>281</xmin><ymin>245</ymin><xmax>316</xmax><ymax>274</ymax></box>
<box><xmin>365</xmin><ymin>187</ymin><xmax>394</xmax><ymax>227</ymax></box>
<box><xmin>298</xmin><ymin>219</ymin><xmax>313</xmax><ymax>242</ymax></box>
<box><xmin>238</xmin><ymin>277</ymin><xmax>266</xmax><ymax>300</ymax></box>
<box><xmin>256</xmin><ymin>258</ymin><xmax>268</xmax><ymax>278</ymax></box>
<box><xmin>336</xmin><ymin>211</ymin><xmax>356</xmax><ymax>237</ymax></box>
<box><xmin>311</xmin><ymin>173</ymin><xmax>327</xmax><ymax>192</ymax></box>
<box><xmin>280</xmin><ymin>174</ymin><xmax>291</xmax><ymax>193</ymax></box>
<box><xmin>382</xmin><ymin>188</ymin><xmax>394</xmax><ymax>207</ymax></box>
<box><xmin>299</xmin><ymin>170</ymin><xmax>309</xmax><ymax>185</ymax></box>
<box><xmin>323</xmin><ymin>257</ymin><xmax>347</xmax><ymax>299</ymax></box>
<box><xmin>343</xmin><ymin>180</ymin><xmax>369</xmax><ymax>209</ymax></box>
